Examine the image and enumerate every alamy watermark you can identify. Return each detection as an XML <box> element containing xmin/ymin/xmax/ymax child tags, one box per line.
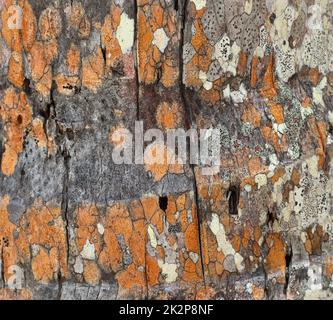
<box><xmin>110</xmin><ymin>121</ymin><xmax>221</xmax><ymax>176</ymax></box>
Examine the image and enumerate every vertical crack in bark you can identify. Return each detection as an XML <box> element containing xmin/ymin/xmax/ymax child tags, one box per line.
<box><xmin>0</xmin><ymin>245</ymin><xmax>5</xmax><ymax>288</ymax></box>
<box><xmin>178</xmin><ymin>0</ymin><xmax>206</xmax><ymax>286</ymax></box>
<box><xmin>284</xmin><ymin>243</ymin><xmax>293</xmax><ymax>296</ymax></box>
<box><xmin>49</xmin><ymin>83</ymin><xmax>71</xmax><ymax>291</ymax></box>
<box><xmin>133</xmin><ymin>0</ymin><xmax>140</xmax><ymax>121</ymax></box>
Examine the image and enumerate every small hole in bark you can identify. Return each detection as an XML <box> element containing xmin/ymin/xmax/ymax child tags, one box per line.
<box><xmin>227</xmin><ymin>185</ymin><xmax>240</xmax><ymax>215</ymax></box>
<box><xmin>66</xmin><ymin>128</ymin><xmax>74</xmax><ymax>141</ymax></box>
<box><xmin>17</xmin><ymin>115</ymin><xmax>23</xmax><ymax>124</ymax></box>
<box><xmin>284</xmin><ymin>246</ymin><xmax>293</xmax><ymax>294</ymax></box>
<box><xmin>159</xmin><ymin>196</ymin><xmax>168</xmax><ymax>211</ymax></box>
<box><xmin>23</xmin><ymin>78</ymin><xmax>31</xmax><ymax>95</ymax></box>
<box><xmin>267</xmin><ymin>209</ymin><xmax>277</xmax><ymax>227</ymax></box>
<box><xmin>269</xmin><ymin>13</ymin><xmax>276</xmax><ymax>24</ymax></box>
<box><xmin>174</xmin><ymin>0</ymin><xmax>178</xmax><ymax>11</ymax></box>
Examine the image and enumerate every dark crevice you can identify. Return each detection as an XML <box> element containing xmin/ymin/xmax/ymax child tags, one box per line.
<box><xmin>61</xmin><ymin>146</ymin><xmax>71</xmax><ymax>274</ymax></box>
<box><xmin>23</xmin><ymin>78</ymin><xmax>32</xmax><ymax>96</ymax></box>
<box><xmin>159</xmin><ymin>196</ymin><xmax>168</xmax><ymax>211</ymax></box>
<box><xmin>133</xmin><ymin>0</ymin><xmax>140</xmax><ymax>121</ymax></box>
<box><xmin>284</xmin><ymin>245</ymin><xmax>293</xmax><ymax>295</ymax></box>
<box><xmin>174</xmin><ymin>0</ymin><xmax>179</xmax><ymax>11</ymax></box>
<box><xmin>267</xmin><ymin>208</ymin><xmax>277</xmax><ymax>229</ymax></box>
<box><xmin>178</xmin><ymin>0</ymin><xmax>206</xmax><ymax>286</ymax></box>
<box><xmin>101</xmin><ymin>46</ymin><xmax>107</xmax><ymax>64</ymax></box>
<box><xmin>0</xmin><ymin>245</ymin><xmax>4</xmax><ymax>288</ymax></box>
<box><xmin>227</xmin><ymin>184</ymin><xmax>240</xmax><ymax>216</ymax></box>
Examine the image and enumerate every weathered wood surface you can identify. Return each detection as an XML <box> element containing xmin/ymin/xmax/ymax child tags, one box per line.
<box><xmin>0</xmin><ymin>0</ymin><xmax>332</xmax><ymax>300</ymax></box>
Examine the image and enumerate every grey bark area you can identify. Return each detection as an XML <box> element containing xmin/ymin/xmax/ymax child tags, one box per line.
<box><xmin>0</xmin><ymin>0</ymin><xmax>332</xmax><ymax>300</ymax></box>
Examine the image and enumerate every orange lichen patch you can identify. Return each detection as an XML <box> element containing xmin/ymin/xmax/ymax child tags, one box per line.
<box><xmin>30</xmin><ymin>118</ymin><xmax>47</xmax><ymax>148</ymax></box>
<box><xmin>31</xmin><ymin>247</ymin><xmax>59</xmax><ymax>284</ymax></box>
<box><xmin>150</xmin><ymin>210</ymin><xmax>164</xmax><ymax>235</ymax></box>
<box><xmin>130</xmin><ymin>200</ymin><xmax>145</xmax><ymax>221</ymax></box>
<box><xmin>82</xmin><ymin>47</ymin><xmax>105</xmax><ymax>92</ymax></box>
<box><xmin>271</xmin><ymin>167</ymin><xmax>285</xmax><ymax>184</ymax></box>
<box><xmin>83</xmin><ymin>260</ymin><xmax>101</xmax><ymax>285</ymax></box>
<box><xmin>261</xmin><ymin>126</ymin><xmax>287</xmax><ymax>153</ymax></box>
<box><xmin>183</xmin><ymin>259</ymin><xmax>201</xmax><ymax>282</ymax></box>
<box><xmin>22</xmin><ymin>199</ymin><xmax>69</xmax><ymax>278</ymax></box>
<box><xmin>260</xmin><ymin>54</ymin><xmax>277</xmax><ymax>99</ymax></box>
<box><xmin>241</xmin><ymin>104</ymin><xmax>261</xmax><ymax>128</ymax></box>
<box><xmin>28</xmin><ymin>41</ymin><xmax>54</xmax><ymax>97</ymax></box>
<box><xmin>105</xmin><ymin>203</ymin><xmax>133</xmax><ymax>243</ymax></box>
<box><xmin>291</xmin><ymin>168</ymin><xmax>301</xmax><ymax>186</ymax></box>
<box><xmin>305</xmin><ymin>225</ymin><xmax>324</xmax><ymax>256</ymax></box>
<box><xmin>150</xmin><ymin>3</ymin><xmax>164</xmax><ymax>31</ymax></box>
<box><xmin>195</xmin><ymin>286</ymin><xmax>216</xmax><ymax>300</ymax></box>
<box><xmin>304</xmin><ymin>237</ymin><xmax>312</xmax><ymax>254</ymax></box>
<box><xmin>165</xmin><ymin>196</ymin><xmax>177</xmax><ymax>225</ymax></box>
<box><xmin>324</xmin><ymin>257</ymin><xmax>333</xmax><ymax>278</ymax></box>
<box><xmin>156</xmin><ymin>101</ymin><xmax>182</xmax><ymax>129</ymax></box>
<box><xmin>99</xmin><ymin>227</ymin><xmax>123</xmax><ymax>273</ymax></box>
<box><xmin>116</xmin><ymin>263</ymin><xmax>146</xmax><ymax>290</ymax></box>
<box><xmin>185</xmin><ymin>223</ymin><xmax>200</xmax><ymax>253</ymax></box>
<box><xmin>0</xmin><ymin>196</ymin><xmax>20</xmax><ymax>280</ymax></box>
<box><xmin>308</xmin><ymin>67</ymin><xmax>320</xmax><ymax>86</ymax></box>
<box><xmin>137</xmin><ymin>3</ymin><xmax>178</xmax><ymax>86</ymax></box>
<box><xmin>161</xmin><ymin>58</ymin><xmax>178</xmax><ymax>88</ymax></box>
<box><xmin>66</xmin><ymin>44</ymin><xmax>81</xmax><ymax>75</ymax></box>
<box><xmin>231</xmin><ymin>234</ymin><xmax>241</xmax><ymax>253</ymax></box>
<box><xmin>141</xmin><ymin>196</ymin><xmax>159</xmax><ymax>221</ymax></box>
<box><xmin>252</xmin><ymin>285</ymin><xmax>265</xmax><ymax>300</ymax></box>
<box><xmin>237</xmin><ymin>51</ymin><xmax>247</xmax><ymax>76</ymax></box>
<box><xmin>65</xmin><ymin>0</ymin><xmax>91</xmax><ymax>39</ymax></box>
<box><xmin>0</xmin><ymin>88</ymin><xmax>32</xmax><ymax>176</ymax></box>
<box><xmin>250</xmin><ymin>56</ymin><xmax>258</xmax><ymax>88</ymax></box>
<box><xmin>8</xmin><ymin>52</ymin><xmax>24</xmax><ymax>88</ymax></box>
<box><xmin>1</xmin><ymin>0</ymin><xmax>22</xmax><ymax>52</ymax></box>
<box><xmin>137</xmin><ymin>9</ymin><xmax>155</xmax><ymax>84</ymax></box>
<box><xmin>146</xmin><ymin>254</ymin><xmax>160</xmax><ymax>286</ymax></box>
<box><xmin>184</xmin><ymin>56</ymin><xmax>202</xmax><ymax>88</ymax></box>
<box><xmin>308</xmin><ymin>118</ymin><xmax>327</xmax><ymax>169</ymax></box>
<box><xmin>200</xmin><ymin>87</ymin><xmax>221</xmax><ymax>105</ymax></box>
<box><xmin>302</xmin><ymin>96</ymin><xmax>312</xmax><ymax>109</ymax></box>
<box><xmin>248</xmin><ymin>157</ymin><xmax>266</xmax><ymax>177</ymax></box>
<box><xmin>65</xmin><ymin>1</ymin><xmax>84</xmax><ymax>29</ymax></box>
<box><xmin>265</xmin><ymin>233</ymin><xmax>286</xmax><ymax>281</ymax></box>
<box><xmin>38</xmin><ymin>6</ymin><xmax>62</xmax><ymax>41</ymax></box>
<box><xmin>270</xmin><ymin>104</ymin><xmax>284</xmax><ymax>124</ymax></box>
<box><xmin>76</xmin><ymin>204</ymin><xmax>102</xmax><ymax>256</ymax></box>
<box><xmin>101</xmin><ymin>5</ymin><xmax>122</xmax><ymax>71</ymax></box>
<box><xmin>0</xmin><ymin>288</ymin><xmax>32</xmax><ymax>300</ymax></box>
<box><xmin>144</xmin><ymin>143</ymin><xmax>183</xmax><ymax>181</ymax></box>
<box><xmin>54</xmin><ymin>74</ymin><xmax>81</xmax><ymax>96</ymax></box>
<box><xmin>242</xmin><ymin>221</ymin><xmax>253</xmax><ymax>249</ymax></box>
<box><xmin>21</xmin><ymin>0</ymin><xmax>37</xmax><ymax>52</ymax></box>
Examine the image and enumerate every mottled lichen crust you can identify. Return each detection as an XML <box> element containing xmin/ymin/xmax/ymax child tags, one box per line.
<box><xmin>0</xmin><ymin>0</ymin><xmax>332</xmax><ymax>300</ymax></box>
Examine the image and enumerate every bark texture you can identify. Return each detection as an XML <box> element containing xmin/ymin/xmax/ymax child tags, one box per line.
<box><xmin>0</xmin><ymin>0</ymin><xmax>333</xmax><ymax>300</ymax></box>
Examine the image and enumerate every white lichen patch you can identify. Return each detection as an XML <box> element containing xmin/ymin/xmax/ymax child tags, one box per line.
<box><xmin>157</xmin><ymin>261</ymin><xmax>178</xmax><ymax>283</ymax></box>
<box><xmin>313</xmin><ymin>76</ymin><xmax>327</xmax><ymax>107</ymax></box>
<box><xmin>213</xmin><ymin>34</ymin><xmax>241</xmax><ymax>76</ymax></box>
<box><xmin>148</xmin><ymin>225</ymin><xmax>158</xmax><ymax>248</ymax></box>
<box><xmin>97</xmin><ymin>223</ymin><xmax>105</xmax><ymax>235</ymax></box>
<box><xmin>80</xmin><ymin>239</ymin><xmax>96</xmax><ymax>260</ymax></box>
<box><xmin>116</xmin><ymin>12</ymin><xmax>134</xmax><ymax>54</ymax></box>
<box><xmin>152</xmin><ymin>28</ymin><xmax>170</xmax><ymax>53</ymax></box>
<box><xmin>209</xmin><ymin>214</ymin><xmax>245</xmax><ymax>272</ymax></box>
<box><xmin>199</xmin><ymin>70</ymin><xmax>213</xmax><ymax>90</ymax></box>
<box><xmin>255</xmin><ymin>174</ymin><xmax>267</xmax><ymax>189</ymax></box>
<box><xmin>191</xmin><ymin>0</ymin><xmax>206</xmax><ymax>10</ymax></box>
<box><xmin>74</xmin><ymin>256</ymin><xmax>84</xmax><ymax>274</ymax></box>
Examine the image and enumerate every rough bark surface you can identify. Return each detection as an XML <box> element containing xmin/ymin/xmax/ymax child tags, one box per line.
<box><xmin>0</xmin><ymin>0</ymin><xmax>333</xmax><ymax>300</ymax></box>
